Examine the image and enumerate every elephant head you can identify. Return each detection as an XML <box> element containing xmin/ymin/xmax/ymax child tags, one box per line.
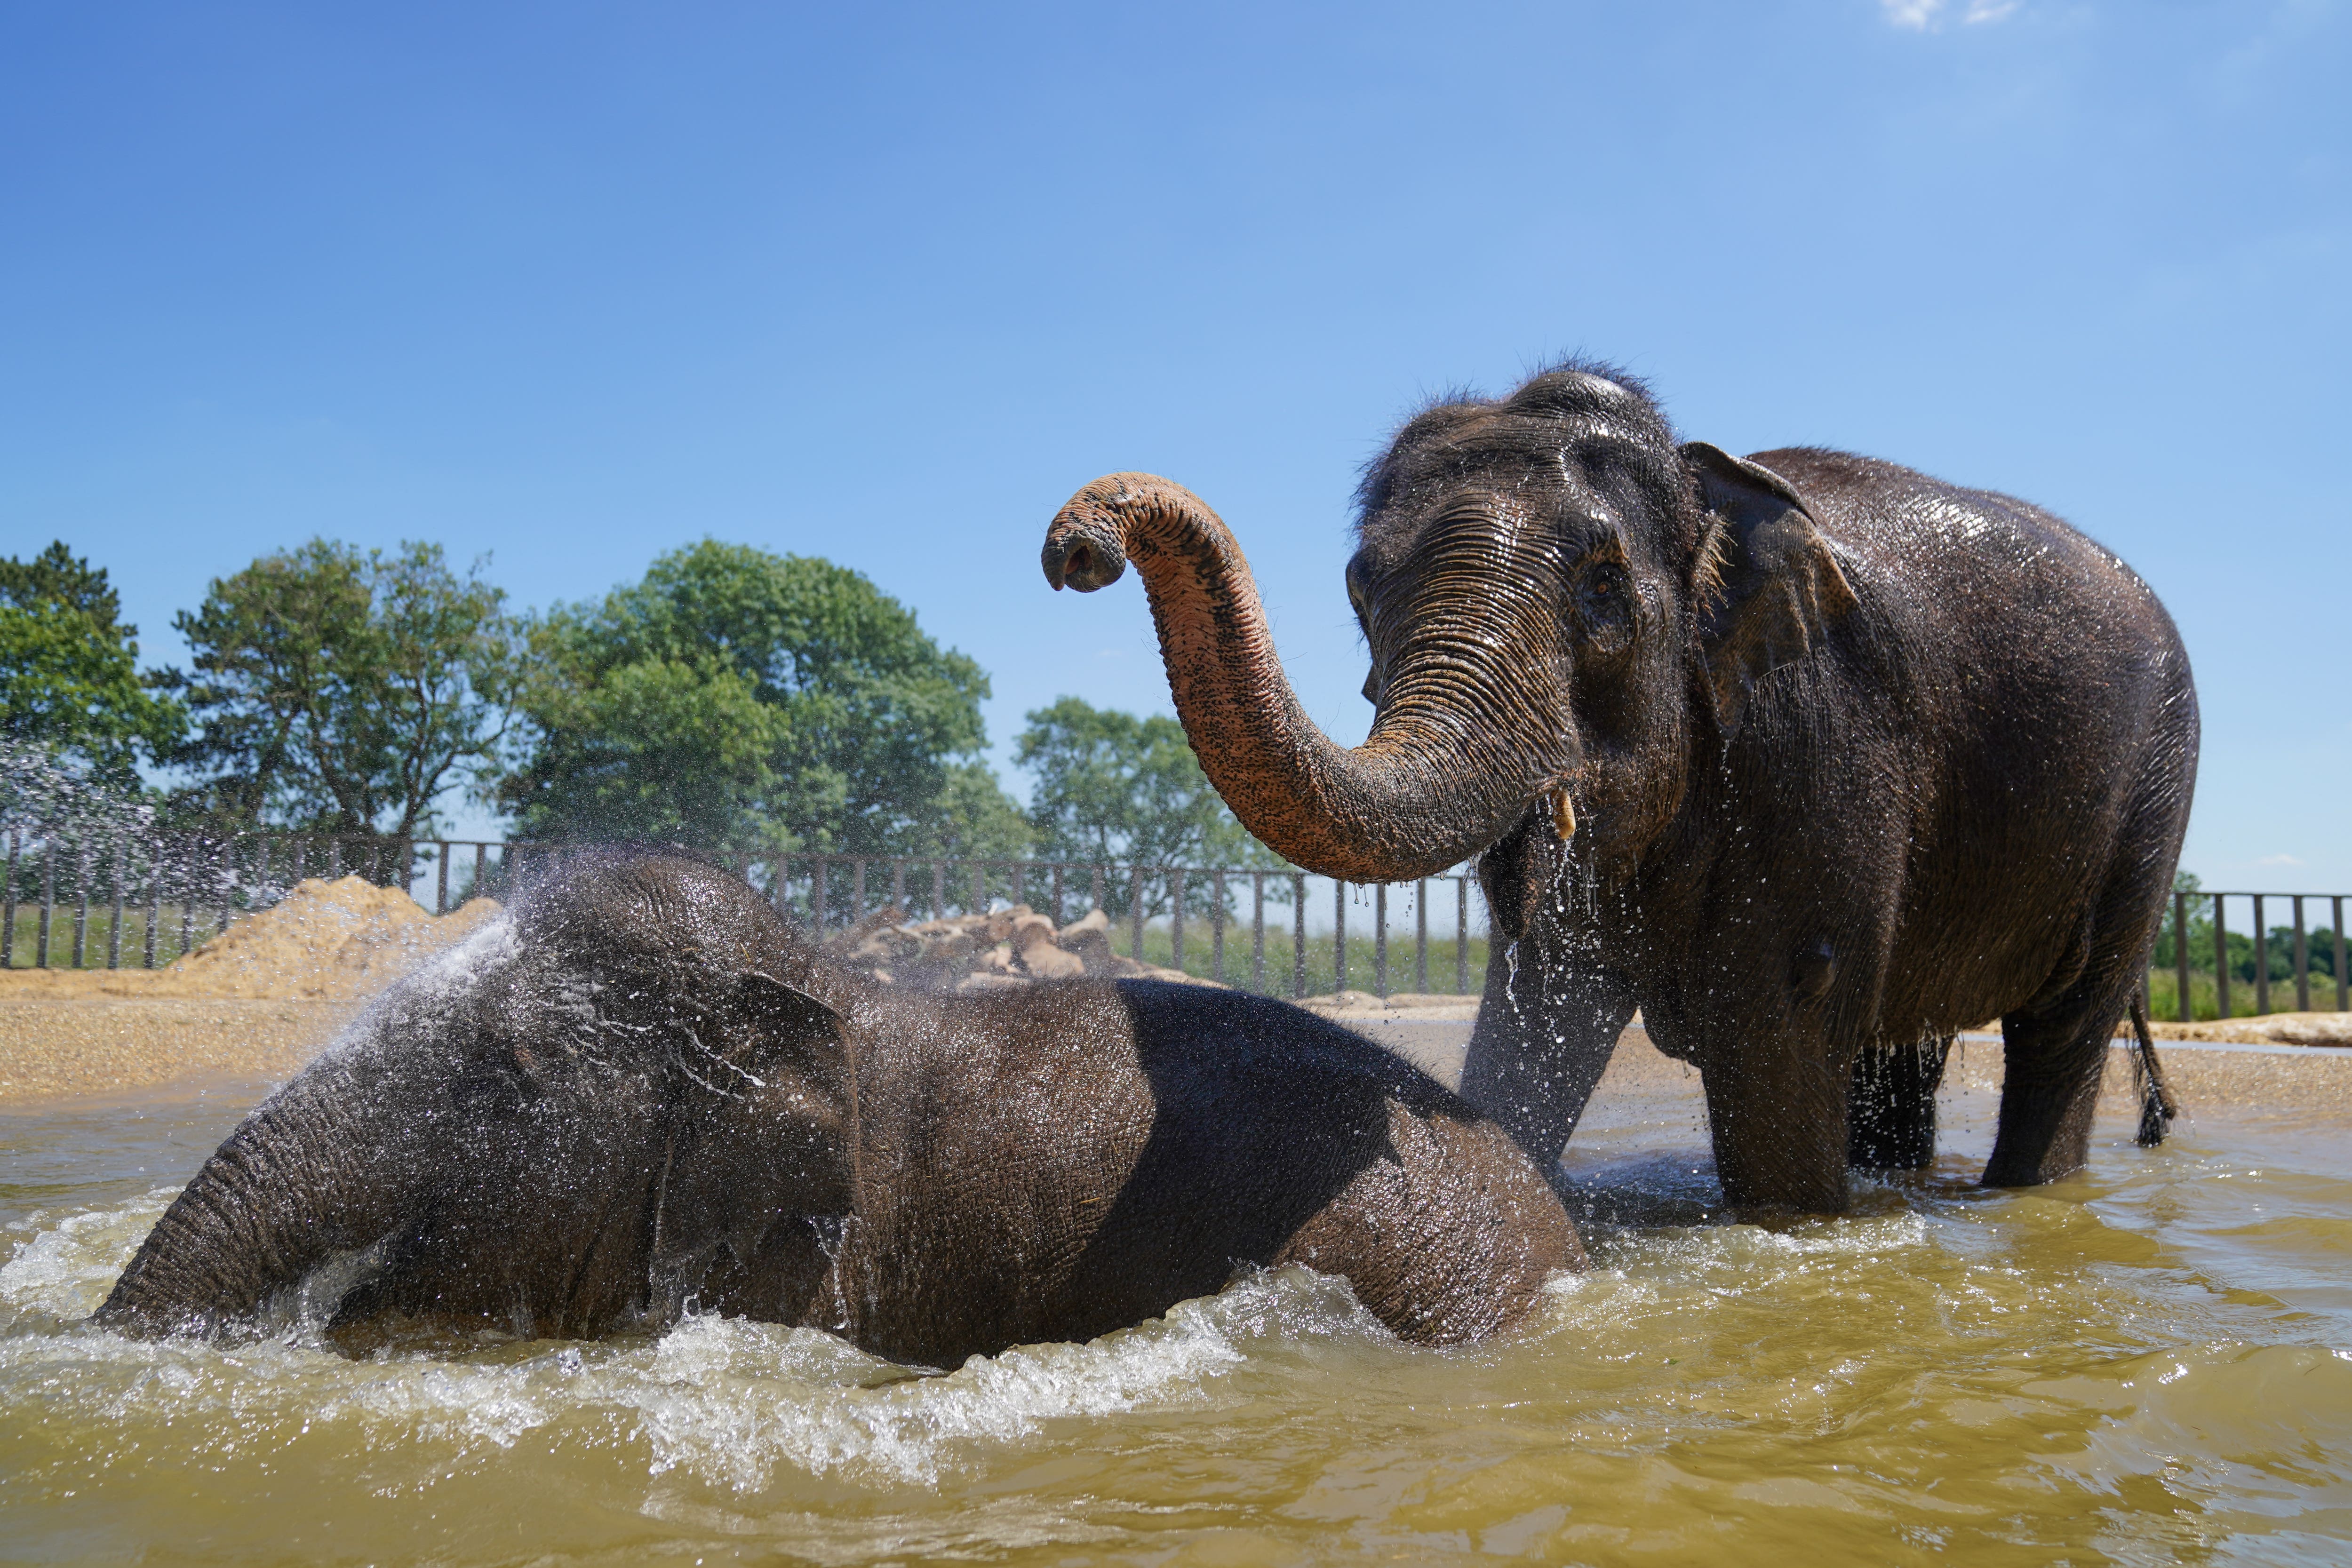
<box><xmin>96</xmin><ymin>852</ymin><xmax>861</xmax><ymax>1345</ymax></box>
<box><xmin>1040</xmin><ymin>363</ymin><xmax>1857</xmax><ymax>886</ymax></box>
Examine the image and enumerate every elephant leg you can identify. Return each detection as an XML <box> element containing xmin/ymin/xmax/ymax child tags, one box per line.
<box><xmin>1699</xmin><ymin>1031</ymin><xmax>1851</xmax><ymax>1213</ymax></box>
<box><xmin>1459</xmin><ymin>943</ymin><xmax>1636</xmax><ymax>1168</ymax></box>
<box><xmin>1846</xmin><ymin>1037</ymin><xmax>1953</xmax><ymax>1170</ymax></box>
<box><xmin>1984</xmin><ymin>996</ymin><xmax>2121</xmax><ymax>1186</ymax></box>
<box><xmin>1985</xmin><ymin>830</ymin><xmax>2172</xmax><ymax>1186</ymax></box>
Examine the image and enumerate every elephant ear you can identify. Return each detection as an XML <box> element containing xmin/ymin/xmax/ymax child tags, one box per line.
<box><xmin>649</xmin><ymin>973</ymin><xmax>857</xmax><ymax>1281</ymax></box>
<box><xmin>1682</xmin><ymin>441</ymin><xmax>1858</xmax><ymax>734</ymax></box>
<box><xmin>736</xmin><ymin>971</ymin><xmax>849</xmax><ymax>1064</ymax></box>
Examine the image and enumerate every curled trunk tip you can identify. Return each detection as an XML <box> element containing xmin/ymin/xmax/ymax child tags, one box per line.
<box><xmin>1036</xmin><ymin>472</ymin><xmax>1563</xmax><ymax>883</ymax></box>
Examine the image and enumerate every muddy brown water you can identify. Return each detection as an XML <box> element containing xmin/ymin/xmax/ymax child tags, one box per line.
<box><xmin>4</xmin><ymin>1035</ymin><xmax>2349</xmax><ymax>1566</ymax></box>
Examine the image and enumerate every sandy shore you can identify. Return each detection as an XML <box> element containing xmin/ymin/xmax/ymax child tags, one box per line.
<box><xmin>0</xmin><ymin>998</ymin><xmax>363</xmax><ymax>1102</ymax></box>
<box><xmin>5</xmin><ymin>990</ymin><xmax>2347</xmax><ymax>1121</ymax></box>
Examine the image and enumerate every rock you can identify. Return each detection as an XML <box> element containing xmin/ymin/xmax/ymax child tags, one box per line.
<box><xmin>811</xmin><ymin>901</ymin><xmax>1223</xmax><ymax>993</ymax></box>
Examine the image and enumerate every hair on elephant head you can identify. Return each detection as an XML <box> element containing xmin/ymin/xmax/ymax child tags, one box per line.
<box><xmin>98</xmin><ymin>851</ymin><xmax>1581</xmax><ymax>1362</ymax></box>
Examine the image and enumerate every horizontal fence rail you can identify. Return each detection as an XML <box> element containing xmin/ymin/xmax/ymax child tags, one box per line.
<box><xmin>9</xmin><ymin>828</ymin><xmax>2334</xmax><ymax>1020</ymax></box>
<box><xmin>0</xmin><ymin>830</ymin><xmax>1497</xmax><ymax>1001</ymax></box>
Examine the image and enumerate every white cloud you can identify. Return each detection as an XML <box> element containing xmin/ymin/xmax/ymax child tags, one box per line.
<box><xmin>1882</xmin><ymin>0</ymin><xmax>2019</xmax><ymax>29</ymax></box>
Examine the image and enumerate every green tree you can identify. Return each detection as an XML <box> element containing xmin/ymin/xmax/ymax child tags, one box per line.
<box><xmin>167</xmin><ymin>540</ymin><xmax>517</xmax><ymax>839</ymax></box>
<box><xmin>0</xmin><ymin>542</ymin><xmax>183</xmax><ymax>785</ymax></box>
<box><xmin>1015</xmin><ymin>695</ymin><xmax>1284</xmax><ymax>914</ymax></box>
<box><xmin>501</xmin><ymin>541</ymin><xmax>1019</xmax><ymax>854</ymax></box>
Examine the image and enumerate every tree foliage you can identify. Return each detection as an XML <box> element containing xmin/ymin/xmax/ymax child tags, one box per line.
<box><xmin>0</xmin><ymin>542</ymin><xmax>183</xmax><ymax>786</ymax></box>
<box><xmin>500</xmin><ymin>541</ymin><xmax>1022</xmax><ymax>855</ymax></box>
<box><xmin>166</xmin><ymin>540</ymin><xmax>517</xmax><ymax>839</ymax></box>
<box><xmin>1016</xmin><ymin>695</ymin><xmax>1283</xmax><ymax>913</ymax></box>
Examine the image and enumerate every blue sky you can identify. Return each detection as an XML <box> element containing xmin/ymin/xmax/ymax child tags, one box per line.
<box><xmin>4</xmin><ymin>1</ymin><xmax>2345</xmax><ymax>889</ymax></box>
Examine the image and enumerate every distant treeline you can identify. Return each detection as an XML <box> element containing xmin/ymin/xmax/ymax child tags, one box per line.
<box><xmin>0</xmin><ymin>537</ymin><xmax>1280</xmax><ymax>896</ymax></box>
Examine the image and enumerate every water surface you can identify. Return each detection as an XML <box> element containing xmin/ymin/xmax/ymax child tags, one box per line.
<box><xmin>4</xmin><ymin>1060</ymin><xmax>2348</xmax><ymax>1565</ymax></box>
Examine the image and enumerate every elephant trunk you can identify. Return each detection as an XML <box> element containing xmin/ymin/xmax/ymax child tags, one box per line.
<box><xmin>1043</xmin><ymin>474</ymin><xmax>1571</xmax><ymax>883</ymax></box>
<box><xmin>94</xmin><ymin>1060</ymin><xmax>415</xmax><ymax>1337</ymax></box>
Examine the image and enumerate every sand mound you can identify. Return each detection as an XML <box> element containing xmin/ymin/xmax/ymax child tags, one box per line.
<box><xmin>0</xmin><ymin>876</ymin><xmax>501</xmax><ymax>1001</ymax></box>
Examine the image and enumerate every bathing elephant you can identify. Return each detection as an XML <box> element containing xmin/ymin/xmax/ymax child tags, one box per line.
<box><xmin>97</xmin><ymin>851</ymin><xmax>1579</xmax><ymax>1361</ymax></box>
<box><xmin>1040</xmin><ymin>360</ymin><xmax>2197</xmax><ymax>1212</ymax></box>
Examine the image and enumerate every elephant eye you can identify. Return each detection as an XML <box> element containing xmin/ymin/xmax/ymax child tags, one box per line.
<box><xmin>1574</xmin><ymin>562</ymin><xmax>1635</xmax><ymax>648</ymax></box>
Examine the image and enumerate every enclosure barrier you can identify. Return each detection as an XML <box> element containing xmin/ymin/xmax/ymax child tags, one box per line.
<box><xmin>2167</xmin><ymin>889</ymin><xmax>2351</xmax><ymax>1021</ymax></box>
<box><xmin>0</xmin><ymin>829</ymin><xmax>1493</xmax><ymax>1001</ymax></box>
<box><xmin>10</xmin><ymin>829</ymin><xmax>2333</xmax><ymax>1020</ymax></box>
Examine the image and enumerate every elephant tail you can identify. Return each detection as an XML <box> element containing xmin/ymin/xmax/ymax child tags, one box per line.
<box><xmin>2128</xmin><ymin>988</ymin><xmax>2180</xmax><ymax>1147</ymax></box>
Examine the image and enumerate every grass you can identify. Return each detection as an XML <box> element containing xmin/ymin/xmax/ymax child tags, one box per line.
<box><xmin>0</xmin><ymin>904</ymin><xmax>223</xmax><ymax>970</ymax></box>
<box><xmin>1118</xmin><ymin>917</ymin><xmax>1492</xmax><ymax>999</ymax></box>
<box><xmin>2146</xmin><ymin>964</ymin><xmax>2348</xmax><ymax>1023</ymax></box>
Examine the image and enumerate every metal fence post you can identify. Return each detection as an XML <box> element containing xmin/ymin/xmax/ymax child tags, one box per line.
<box><xmin>1414</xmin><ymin>879</ymin><xmax>1428</xmax><ymax>993</ymax></box>
<box><xmin>1051</xmin><ymin>864</ymin><xmax>1065</xmax><ymax>927</ymax></box>
<box><xmin>1251</xmin><ymin>872</ymin><xmax>1266</xmax><ymax>992</ymax></box>
<box><xmin>1130</xmin><ymin>866</ymin><xmax>1146</xmax><ymax>960</ymax></box>
<box><xmin>2</xmin><ymin>828</ymin><xmax>16</xmax><ymax>968</ymax></box>
<box><xmin>2214</xmin><ymin>894</ymin><xmax>2231</xmax><ymax>1019</ymax></box>
<box><xmin>891</xmin><ymin>858</ymin><xmax>907</xmax><ymax>914</ymax></box>
<box><xmin>177</xmin><ymin>853</ymin><xmax>194</xmax><ymax>959</ymax></box>
<box><xmin>436</xmin><ymin>842</ymin><xmax>451</xmax><ymax>914</ymax></box>
<box><xmin>37</xmin><ymin>837</ymin><xmax>53</xmax><ymax>968</ymax></box>
<box><xmin>144</xmin><ymin>867</ymin><xmax>160</xmax><ymax>969</ymax></box>
<box><xmin>2174</xmin><ymin>891</ymin><xmax>2192</xmax><ymax>1022</ymax></box>
<box><xmin>107</xmin><ymin>841</ymin><xmax>126</xmax><ymax>968</ymax></box>
<box><xmin>2337</xmin><ymin>897</ymin><xmax>2349</xmax><ymax>1014</ymax></box>
<box><xmin>1334</xmin><ymin>881</ymin><xmax>1348</xmax><ymax>993</ymax></box>
<box><xmin>1457</xmin><ymin>877</ymin><xmax>1470</xmax><ymax>995</ymax></box>
<box><xmin>1089</xmin><ymin>864</ymin><xmax>1104</xmax><ymax>918</ymax></box>
<box><xmin>1373</xmin><ymin>883</ymin><xmax>1388</xmax><ymax>997</ymax></box>
<box><xmin>1292</xmin><ymin>874</ymin><xmax>1307</xmax><ymax>998</ymax></box>
<box><xmin>1211</xmin><ymin>871</ymin><xmax>1227</xmax><ymax>983</ymax></box>
<box><xmin>1008</xmin><ymin>861</ymin><xmax>1023</xmax><ymax>914</ymax></box>
<box><xmin>931</xmin><ymin>860</ymin><xmax>946</xmax><ymax>920</ymax></box>
<box><xmin>969</xmin><ymin>860</ymin><xmax>986</xmax><ymax>918</ymax></box>
<box><xmin>2252</xmin><ymin>893</ymin><xmax>2270</xmax><ymax>1016</ymax></box>
<box><xmin>1171</xmin><ymin>868</ymin><xmax>1187</xmax><ymax>973</ymax></box>
<box><xmin>2293</xmin><ymin>895</ymin><xmax>2311</xmax><ymax>1014</ymax></box>
<box><xmin>813</xmin><ymin>858</ymin><xmax>830</xmax><ymax>933</ymax></box>
<box><xmin>215</xmin><ymin>843</ymin><xmax>234</xmax><ymax>937</ymax></box>
<box><xmin>73</xmin><ymin>842</ymin><xmax>90</xmax><ymax>968</ymax></box>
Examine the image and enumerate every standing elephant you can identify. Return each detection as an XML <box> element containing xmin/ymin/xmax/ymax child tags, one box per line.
<box><xmin>1040</xmin><ymin>361</ymin><xmax>2196</xmax><ymax>1212</ymax></box>
<box><xmin>98</xmin><ymin>851</ymin><xmax>1578</xmax><ymax>1361</ymax></box>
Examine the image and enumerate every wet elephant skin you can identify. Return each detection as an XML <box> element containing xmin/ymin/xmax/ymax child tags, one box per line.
<box><xmin>1041</xmin><ymin>360</ymin><xmax>2197</xmax><ymax>1212</ymax></box>
<box><xmin>95</xmin><ymin>851</ymin><xmax>1579</xmax><ymax>1363</ymax></box>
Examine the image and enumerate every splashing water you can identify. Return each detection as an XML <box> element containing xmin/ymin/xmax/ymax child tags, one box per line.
<box><xmin>4</xmin><ymin>1064</ymin><xmax>2350</xmax><ymax>1563</ymax></box>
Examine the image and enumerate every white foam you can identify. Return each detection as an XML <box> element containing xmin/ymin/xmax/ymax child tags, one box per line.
<box><xmin>3</xmin><ymin>1189</ymin><xmax>1382</xmax><ymax>1491</ymax></box>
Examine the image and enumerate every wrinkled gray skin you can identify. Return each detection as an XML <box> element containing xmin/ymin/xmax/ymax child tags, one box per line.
<box><xmin>96</xmin><ymin>852</ymin><xmax>1580</xmax><ymax>1362</ymax></box>
<box><xmin>1042</xmin><ymin>363</ymin><xmax>2197</xmax><ymax>1212</ymax></box>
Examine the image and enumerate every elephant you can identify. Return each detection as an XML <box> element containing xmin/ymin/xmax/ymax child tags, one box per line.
<box><xmin>1040</xmin><ymin>360</ymin><xmax>2197</xmax><ymax>1213</ymax></box>
<box><xmin>96</xmin><ymin>850</ymin><xmax>1580</xmax><ymax>1362</ymax></box>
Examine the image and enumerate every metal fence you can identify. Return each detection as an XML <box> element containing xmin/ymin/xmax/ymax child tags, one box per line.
<box><xmin>0</xmin><ymin>830</ymin><xmax>1494</xmax><ymax>1001</ymax></box>
<box><xmin>11</xmin><ymin>828</ymin><xmax>2336</xmax><ymax>1018</ymax></box>
<box><xmin>2167</xmin><ymin>889</ymin><xmax>2350</xmax><ymax>1020</ymax></box>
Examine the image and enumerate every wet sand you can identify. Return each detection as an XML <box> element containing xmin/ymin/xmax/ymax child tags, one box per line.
<box><xmin>8</xmin><ymin>993</ymin><xmax>2349</xmax><ymax>1135</ymax></box>
<box><xmin>0</xmin><ymin>998</ymin><xmax>361</xmax><ymax>1104</ymax></box>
